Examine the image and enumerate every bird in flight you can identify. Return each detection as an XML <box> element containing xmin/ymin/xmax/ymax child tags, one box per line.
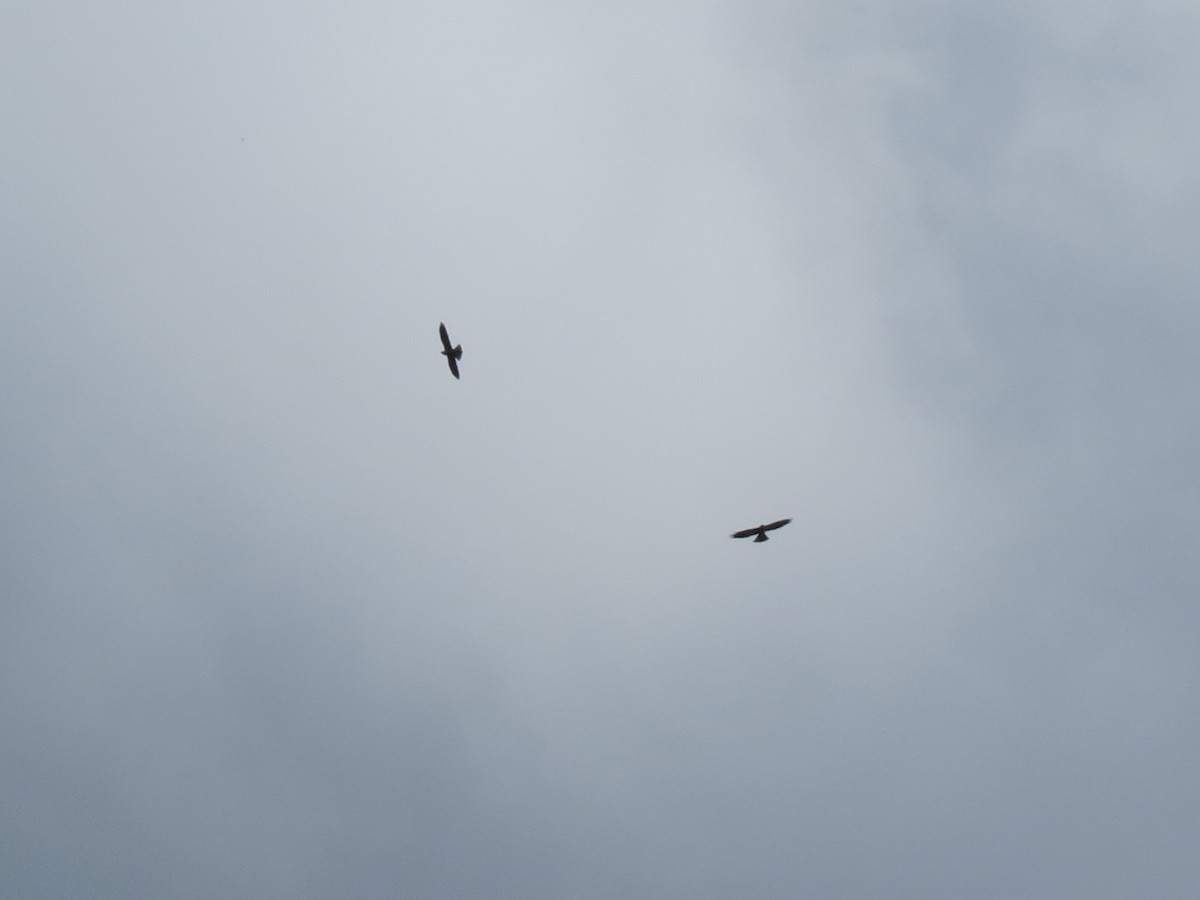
<box><xmin>730</xmin><ymin>518</ymin><xmax>792</xmax><ymax>543</ymax></box>
<box><xmin>438</xmin><ymin>322</ymin><xmax>463</xmax><ymax>379</ymax></box>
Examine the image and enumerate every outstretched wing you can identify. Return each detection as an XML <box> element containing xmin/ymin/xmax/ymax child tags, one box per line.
<box><xmin>730</xmin><ymin>527</ymin><xmax>760</xmax><ymax>539</ymax></box>
<box><xmin>439</xmin><ymin>322</ymin><xmax>454</xmax><ymax>354</ymax></box>
<box><xmin>447</xmin><ymin>354</ymin><xmax>460</xmax><ymax>379</ymax></box>
<box><xmin>763</xmin><ymin>518</ymin><xmax>792</xmax><ymax>532</ymax></box>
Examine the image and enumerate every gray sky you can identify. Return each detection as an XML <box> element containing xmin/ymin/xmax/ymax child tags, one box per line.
<box><xmin>3</xmin><ymin>2</ymin><xmax>1199</xmax><ymax>897</ymax></box>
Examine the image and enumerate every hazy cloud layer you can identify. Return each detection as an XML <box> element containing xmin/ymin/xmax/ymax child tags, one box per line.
<box><xmin>3</xmin><ymin>2</ymin><xmax>1198</xmax><ymax>897</ymax></box>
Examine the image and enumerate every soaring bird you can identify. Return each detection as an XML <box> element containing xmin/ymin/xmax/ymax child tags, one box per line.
<box><xmin>730</xmin><ymin>518</ymin><xmax>792</xmax><ymax>542</ymax></box>
<box><xmin>438</xmin><ymin>322</ymin><xmax>463</xmax><ymax>379</ymax></box>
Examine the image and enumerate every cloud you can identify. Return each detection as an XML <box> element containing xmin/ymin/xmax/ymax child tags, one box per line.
<box><xmin>2</xmin><ymin>2</ymin><xmax>1198</xmax><ymax>897</ymax></box>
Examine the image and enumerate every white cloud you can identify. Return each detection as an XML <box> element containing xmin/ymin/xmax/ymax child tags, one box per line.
<box><xmin>2</xmin><ymin>2</ymin><xmax>1197</xmax><ymax>897</ymax></box>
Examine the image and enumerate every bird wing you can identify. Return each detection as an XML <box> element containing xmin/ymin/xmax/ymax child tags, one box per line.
<box><xmin>447</xmin><ymin>355</ymin><xmax>460</xmax><ymax>379</ymax></box>
<box><xmin>763</xmin><ymin>518</ymin><xmax>792</xmax><ymax>532</ymax></box>
<box><xmin>439</xmin><ymin>322</ymin><xmax>453</xmax><ymax>353</ymax></box>
<box><xmin>730</xmin><ymin>527</ymin><xmax>760</xmax><ymax>539</ymax></box>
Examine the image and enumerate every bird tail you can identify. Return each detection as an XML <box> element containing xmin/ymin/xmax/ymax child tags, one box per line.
<box><xmin>754</xmin><ymin>532</ymin><xmax>768</xmax><ymax>542</ymax></box>
<box><xmin>453</xmin><ymin>345</ymin><xmax>462</xmax><ymax>360</ymax></box>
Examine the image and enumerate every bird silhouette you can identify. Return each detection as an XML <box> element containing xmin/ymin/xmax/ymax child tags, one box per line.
<box><xmin>438</xmin><ymin>322</ymin><xmax>463</xmax><ymax>379</ymax></box>
<box><xmin>730</xmin><ymin>518</ymin><xmax>792</xmax><ymax>542</ymax></box>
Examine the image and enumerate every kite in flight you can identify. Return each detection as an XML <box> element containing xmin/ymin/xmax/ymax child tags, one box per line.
<box><xmin>438</xmin><ymin>322</ymin><xmax>463</xmax><ymax>379</ymax></box>
<box><xmin>730</xmin><ymin>518</ymin><xmax>792</xmax><ymax>543</ymax></box>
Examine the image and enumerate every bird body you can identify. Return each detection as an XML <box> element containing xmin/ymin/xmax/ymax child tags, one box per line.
<box><xmin>438</xmin><ymin>322</ymin><xmax>463</xmax><ymax>379</ymax></box>
<box><xmin>730</xmin><ymin>518</ymin><xmax>792</xmax><ymax>542</ymax></box>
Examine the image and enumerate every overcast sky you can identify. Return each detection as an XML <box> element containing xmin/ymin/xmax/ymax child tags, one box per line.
<box><xmin>3</xmin><ymin>2</ymin><xmax>1199</xmax><ymax>897</ymax></box>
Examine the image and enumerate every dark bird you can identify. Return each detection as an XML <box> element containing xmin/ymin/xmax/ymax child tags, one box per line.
<box><xmin>730</xmin><ymin>518</ymin><xmax>792</xmax><ymax>542</ymax></box>
<box><xmin>438</xmin><ymin>322</ymin><xmax>463</xmax><ymax>379</ymax></box>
